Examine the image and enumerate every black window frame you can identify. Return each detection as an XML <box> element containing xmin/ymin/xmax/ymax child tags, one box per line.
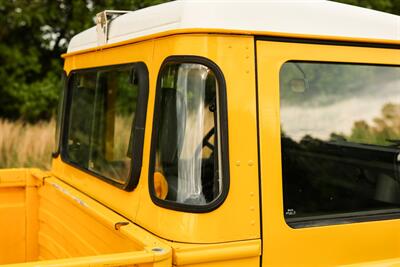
<box><xmin>149</xmin><ymin>56</ymin><xmax>230</xmax><ymax>213</ymax></box>
<box><xmin>60</xmin><ymin>62</ymin><xmax>149</xmax><ymax>191</ymax></box>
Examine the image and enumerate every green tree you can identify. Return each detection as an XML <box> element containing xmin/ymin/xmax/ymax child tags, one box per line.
<box><xmin>348</xmin><ymin>103</ymin><xmax>400</xmax><ymax>145</ymax></box>
<box><xmin>335</xmin><ymin>0</ymin><xmax>400</xmax><ymax>15</ymax></box>
<box><xmin>0</xmin><ymin>0</ymin><xmax>169</xmax><ymax>122</ymax></box>
<box><xmin>0</xmin><ymin>0</ymin><xmax>396</xmax><ymax>122</ymax></box>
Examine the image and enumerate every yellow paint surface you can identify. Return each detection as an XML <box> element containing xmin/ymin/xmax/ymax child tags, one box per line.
<box><xmin>55</xmin><ymin>34</ymin><xmax>261</xmax><ymax>244</ymax></box>
<box><xmin>257</xmin><ymin>40</ymin><xmax>400</xmax><ymax>266</ymax></box>
<box><xmin>0</xmin><ymin>169</ymin><xmax>171</xmax><ymax>266</ymax></box>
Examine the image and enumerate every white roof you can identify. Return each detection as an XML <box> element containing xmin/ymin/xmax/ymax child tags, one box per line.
<box><xmin>67</xmin><ymin>0</ymin><xmax>400</xmax><ymax>53</ymax></box>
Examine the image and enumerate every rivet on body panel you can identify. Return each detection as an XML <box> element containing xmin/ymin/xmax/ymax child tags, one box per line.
<box><xmin>248</xmin><ymin>160</ymin><xmax>254</xmax><ymax>166</ymax></box>
<box><xmin>235</xmin><ymin>161</ymin><xmax>241</xmax><ymax>166</ymax></box>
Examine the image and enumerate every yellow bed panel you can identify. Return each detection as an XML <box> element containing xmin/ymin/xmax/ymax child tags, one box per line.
<box><xmin>0</xmin><ymin>169</ymin><xmax>171</xmax><ymax>267</ymax></box>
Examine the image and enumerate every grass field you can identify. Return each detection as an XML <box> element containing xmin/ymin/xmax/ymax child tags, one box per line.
<box><xmin>0</xmin><ymin>119</ymin><xmax>55</xmax><ymax>169</ymax></box>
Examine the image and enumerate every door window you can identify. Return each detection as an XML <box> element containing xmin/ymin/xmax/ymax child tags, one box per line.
<box><xmin>280</xmin><ymin>61</ymin><xmax>400</xmax><ymax>227</ymax></box>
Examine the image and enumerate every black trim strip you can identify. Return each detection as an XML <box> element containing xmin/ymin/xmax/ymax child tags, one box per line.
<box><xmin>60</xmin><ymin>62</ymin><xmax>149</xmax><ymax>191</ymax></box>
<box><xmin>256</xmin><ymin>35</ymin><xmax>400</xmax><ymax>50</ymax></box>
<box><xmin>52</xmin><ymin>71</ymin><xmax>67</xmax><ymax>158</ymax></box>
<box><xmin>254</xmin><ymin>39</ymin><xmax>263</xmax><ymax>266</ymax></box>
<box><xmin>285</xmin><ymin>60</ymin><xmax>399</xmax><ymax>68</ymax></box>
<box><xmin>127</xmin><ymin>63</ymin><xmax>149</xmax><ymax>190</ymax></box>
<box><xmin>149</xmin><ymin>56</ymin><xmax>230</xmax><ymax>213</ymax></box>
<box><xmin>287</xmin><ymin>209</ymin><xmax>400</xmax><ymax>228</ymax></box>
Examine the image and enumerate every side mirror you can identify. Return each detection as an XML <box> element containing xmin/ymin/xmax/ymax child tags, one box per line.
<box><xmin>290</xmin><ymin>78</ymin><xmax>309</xmax><ymax>93</ymax></box>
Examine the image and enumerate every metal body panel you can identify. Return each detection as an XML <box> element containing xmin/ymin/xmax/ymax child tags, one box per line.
<box><xmin>56</xmin><ymin>34</ymin><xmax>261</xmax><ymax>244</ymax></box>
<box><xmin>256</xmin><ymin>40</ymin><xmax>400</xmax><ymax>266</ymax></box>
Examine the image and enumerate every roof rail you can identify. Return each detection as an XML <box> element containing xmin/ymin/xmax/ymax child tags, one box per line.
<box><xmin>96</xmin><ymin>10</ymin><xmax>132</xmax><ymax>46</ymax></box>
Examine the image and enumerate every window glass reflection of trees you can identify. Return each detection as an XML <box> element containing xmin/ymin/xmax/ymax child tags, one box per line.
<box><xmin>280</xmin><ymin>62</ymin><xmax>400</xmax><ymax>225</ymax></box>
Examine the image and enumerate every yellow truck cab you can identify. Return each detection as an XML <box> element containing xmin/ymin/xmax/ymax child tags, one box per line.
<box><xmin>1</xmin><ymin>0</ymin><xmax>399</xmax><ymax>266</ymax></box>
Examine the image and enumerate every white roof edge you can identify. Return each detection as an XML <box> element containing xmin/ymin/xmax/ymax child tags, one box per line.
<box><xmin>67</xmin><ymin>0</ymin><xmax>400</xmax><ymax>53</ymax></box>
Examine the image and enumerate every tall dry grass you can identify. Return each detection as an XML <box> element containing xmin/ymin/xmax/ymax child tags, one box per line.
<box><xmin>0</xmin><ymin>119</ymin><xmax>55</xmax><ymax>169</ymax></box>
<box><xmin>113</xmin><ymin>115</ymin><xmax>133</xmax><ymax>160</ymax></box>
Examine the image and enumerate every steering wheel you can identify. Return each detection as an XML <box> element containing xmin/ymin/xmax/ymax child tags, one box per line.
<box><xmin>193</xmin><ymin>127</ymin><xmax>215</xmax><ymax>158</ymax></box>
<box><xmin>202</xmin><ymin>127</ymin><xmax>215</xmax><ymax>151</ymax></box>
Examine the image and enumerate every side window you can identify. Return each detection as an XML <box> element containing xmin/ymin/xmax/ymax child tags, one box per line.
<box><xmin>63</xmin><ymin>63</ymin><xmax>148</xmax><ymax>190</ymax></box>
<box><xmin>280</xmin><ymin>61</ymin><xmax>400</xmax><ymax>227</ymax></box>
<box><xmin>150</xmin><ymin>59</ymin><xmax>229</xmax><ymax>211</ymax></box>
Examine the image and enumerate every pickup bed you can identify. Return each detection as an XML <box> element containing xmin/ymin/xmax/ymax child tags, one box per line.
<box><xmin>0</xmin><ymin>169</ymin><xmax>171</xmax><ymax>266</ymax></box>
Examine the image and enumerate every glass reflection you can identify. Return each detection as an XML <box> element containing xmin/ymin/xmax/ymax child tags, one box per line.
<box><xmin>280</xmin><ymin>62</ymin><xmax>400</xmax><ymax>226</ymax></box>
